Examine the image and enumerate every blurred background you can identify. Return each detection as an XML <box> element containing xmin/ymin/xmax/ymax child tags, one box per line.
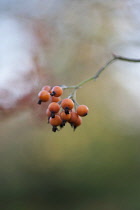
<box><xmin>0</xmin><ymin>0</ymin><xmax>140</xmax><ymax>209</ymax></box>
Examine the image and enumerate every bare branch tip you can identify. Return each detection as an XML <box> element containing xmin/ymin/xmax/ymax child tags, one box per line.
<box><xmin>112</xmin><ymin>53</ymin><xmax>117</xmax><ymax>58</ymax></box>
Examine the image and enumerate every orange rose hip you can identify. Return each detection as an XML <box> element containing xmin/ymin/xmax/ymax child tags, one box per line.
<box><xmin>41</xmin><ymin>85</ymin><xmax>51</xmax><ymax>92</ymax></box>
<box><xmin>50</xmin><ymin>86</ymin><xmax>63</xmax><ymax>97</ymax></box>
<box><xmin>48</xmin><ymin>102</ymin><xmax>60</xmax><ymax>113</ymax></box>
<box><xmin>49</xmin><ymin>115</ymin><xmax>62</xmax><ymax>126</ymax></box>
<box><xmin>68</xmin><ymin>111</ymin><xmax>79</xmax><ymax>123</ymax></box>
<box><xmin>46</xmin><ymin>108</ymin><xmax>51</xmax><ymax>117</ymax></box>
<box><xmin>38</xmin><ymin>90</ymin><xmax>50</xmax><ymax>104</ymax></box>
<box><xmin>60</xmin><ymin>111</ymin><xmax>71</xmax><ymax>121</ymax></box>
<box><xmin>61</xmin><ymin>98</ymin><xmax>74</xmax><ymax>114</ymax></box>
<box><xmin>76</xmin><ymin>105</ymin><xmax>89</xmax><ymax>116</ymax></box>
<box><xmin>50</xmin><ymin>96</ymin><xmax>61</xmax><ymax>102</ymax></box>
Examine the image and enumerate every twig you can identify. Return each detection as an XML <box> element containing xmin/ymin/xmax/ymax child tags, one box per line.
<box><xmin>63</xmin><ymin>54</ymin><xmax>140</xmax><ymax>92</ymax></box>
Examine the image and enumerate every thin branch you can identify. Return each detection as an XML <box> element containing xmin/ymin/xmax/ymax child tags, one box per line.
<box><xmin>89</xmin><ymin>57</ymin><xmax>116</xmax><ymax>80</ymax></box>
<box><xmin>113</xmin><ymin>54</ymin><xmax>140</xmax><ymax>62</ymax></box>
<box><xmin>63</xmin><ymin>54</ymin><xmax>140</xmax><ymax>91</ymax></box>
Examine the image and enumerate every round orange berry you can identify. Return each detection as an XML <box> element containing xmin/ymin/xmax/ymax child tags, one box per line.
<box><xmin>46</xmin><ymin>108</ymin><xmax>51</xmax><ymax>117</ymax></box>
<box><xmin>38</xmin><ymin>90</ymin><xmax>50</xmax><ymax>103</ymax></box>
<box><xmin>68</xmin><ymin>111</ymin><xmax>82</xmax><ymax>130</ymax></box>
<box><xmin>48</xmin><ymin>102</ymin><xmax>60</xmax><ymax>113</ymax></box>
<box><xmin>68</xmin><ymin>111</ymin><xmax>79</xmax><ymax>123</ymax></box>
<box><xmin>41</xmin><ymin>85</ymin><xmax>51</xmax><ymax>92</ymax></box>
<box><xmin>76</xmin><ymin>105</ymin><xmax>89</xmax><ymax>116</ymax></box>
<box><xmin>49</xmin><ymin>115</ymin><xmax>62</xmax><ymax>126</ymax></box>
<box><xmin>60</xmin><ymin>111</ymin><xmax>71</xmax><ymax>121</ymax></box>
<box><xmin>73</xmin><ymin>116</ymin><xmax>82</xmax><ymax>130</ymax></box>
<box><xmin>50</xmin><ymin>96</ymin><xmax>61</xmax><ymax>103</ymax></box>
<box><xmin>50</xmin><ymin>86</ymin><xmax>63</xmax><ymax>97</ymax></box>
<box><xmin>61</xmin><ymin>98</ymin><xmax>74</xmax><ymax>114</ymax></box>
<box><xmin>74</xmin><ymin>116</ymin><xmax>82</xmax><ymax>127</ymax></box>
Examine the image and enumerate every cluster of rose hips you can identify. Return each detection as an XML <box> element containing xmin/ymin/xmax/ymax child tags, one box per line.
<box><xmin>38</xmin><ymin>85</ymin><xmax>89</xmax><ymax>132</ymax></box>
